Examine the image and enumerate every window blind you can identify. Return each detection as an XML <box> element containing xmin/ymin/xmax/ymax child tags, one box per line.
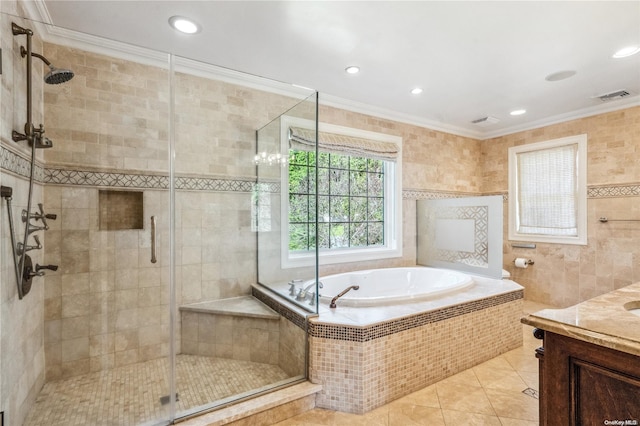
<box><xmin>517</xmin><ymin>144</ymin><xmax>578</xmax><ymax>236</ymax></box>
<box><xmin>289</xmin><ymin>127</ymin><xmax>399</xmax><ymax>161</ymax></box>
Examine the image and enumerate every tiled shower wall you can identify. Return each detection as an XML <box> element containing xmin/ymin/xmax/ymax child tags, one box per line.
<box><xmin>482</xmin><ymin>107</ymin><xmax>640</xmax><ymax>307</ymax></box>
<box><xmin>1</xmin><ymin>6</ymin><xmax>47</xmax><ymax>426</ymax></box>
<box><xmin>39</xmin><ymin>43</ymin><xmax>305</xmax><ymax>380</ymax></box>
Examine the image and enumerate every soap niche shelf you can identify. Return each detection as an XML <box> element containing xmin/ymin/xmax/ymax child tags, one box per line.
<box><xmin>99</xmin><ymin>190</ymin><xmax>144</xmax><ymax>230</ymax></box>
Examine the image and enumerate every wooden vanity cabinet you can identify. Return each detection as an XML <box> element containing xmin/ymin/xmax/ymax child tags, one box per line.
<box><xmin>535</xmin><ymin>330</ymin><xmax>640</xmax><ymax>426</ymax></box>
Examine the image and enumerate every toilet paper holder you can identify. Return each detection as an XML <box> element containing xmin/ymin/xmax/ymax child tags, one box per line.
<box><xmin>513</xmin><ymin>258</ymin><xmax>534</xmax><ymax>266</ymax></box>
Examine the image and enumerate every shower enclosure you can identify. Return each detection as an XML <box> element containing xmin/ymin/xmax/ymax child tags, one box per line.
<box><xmin>1</xmin><ymin>11</ymin><xmax>316</xmax><ymax>426</ymax></box>
<box><xmin>256</xmin><ymin>95</ymin><xmax>320</xmax><ymax>311</ymax></box>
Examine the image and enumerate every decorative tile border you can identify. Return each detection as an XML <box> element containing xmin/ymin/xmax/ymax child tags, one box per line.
<box><xmin>402</xmin><ymin>189</ymin><xmax>476</xmax><ymax>200</ymax></box>
<box><xmin>404</xmin><ymin>189</ymin><xmax>509</xmax><ymax>202</ymax></box>
<box><xmin>308</xmin><ymin>289</ymin><xmax>524</xmax><ymax>343</ymax></box>
<box><xmin>3</xmin><ymin>146</ymin><xmax>640</xmax><ymax>198</ymax></box>
<box><xmin>0</xmin><ymin>145</ymin><xmax>46</xmax><ymax>181</ymax></box>
<box><xmin>251</xmin><ymin>285</ymin><xmax>309</xmax><ymax>331</ymax></box>
<box><xmin>45</xmin><ymin>168</ymin><xmax>170</xmax><ymax>188</ymax></box>
<box><xmin>588</xmin><ymin>184</ymin><xmax>640</xmax><ymax>198</ymax></box>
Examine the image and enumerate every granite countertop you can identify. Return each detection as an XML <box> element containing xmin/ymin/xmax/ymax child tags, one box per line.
<box><xmin>521</xmin><ymin>282</ymin><xmax>640</xmax><ymax>357</ymax></box>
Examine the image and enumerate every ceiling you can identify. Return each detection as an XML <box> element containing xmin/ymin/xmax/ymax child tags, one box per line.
<box><xmin>24</xmin><ymin>1</ymin><xmax>640</xmax><ymax>138</ymax></box>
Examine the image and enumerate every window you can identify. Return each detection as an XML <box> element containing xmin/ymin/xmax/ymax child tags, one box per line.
<box><xmin>281</xmin><ymin>117</ymin><xmax>402</xmax><ymax>267</ymax></box>
<box><xmin>508</xmin><ymin>134</ymin><xmax>587</xmax><ymax>245</ymax></box>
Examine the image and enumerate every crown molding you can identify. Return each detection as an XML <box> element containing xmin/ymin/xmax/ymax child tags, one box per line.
<box><xmin>319</xmin><ymin>94</ymin><xmax>485</xmax><ymax>139</ymax></box>
<box><xmin>479</xmin><ymin>95</ymin><xmax>640</xmax><ymax>140</ymax></box>
<box><xmin>21</xmin><ymin>0</ymin><xmax>640</xmax><ymax>142</ymax></box>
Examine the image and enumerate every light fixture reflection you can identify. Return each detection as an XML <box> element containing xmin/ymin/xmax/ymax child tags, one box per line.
<box><xmin>254</xmin><ymin>152</ymin><xmax>288</xmax><ymax>167</ymax></box>
<box><xmin>510</xmin><ymin>109</ymin><xmax>526</xmax><ymax>116</ymax></box>
<box><xmin>345</xmin><ymin>66</ymin><xmax>360</xmax><ymax>74</ymax></box>
<box><xmin>411</xmin><ymin>87</ymin><xmax>423</xmax><ymax>95</ymax></box>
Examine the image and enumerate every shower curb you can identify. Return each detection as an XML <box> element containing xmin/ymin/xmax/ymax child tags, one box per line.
<box><xmin>177</xmin><ymin>382</ymin><xmax>321</xmax><ymax>426</ymax></box>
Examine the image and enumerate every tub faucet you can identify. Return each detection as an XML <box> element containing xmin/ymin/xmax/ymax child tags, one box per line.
<box><xmin>304</xmin><ymin>280</ymin><xmax>323</xmax><ymax>293</ymax></box>
<box><xmin>329</xmin><ymin>285</ymin><xmax>359</xmax><ymax>308</ymax></box>
<box><xmin>296</xmin><ymin>280</ymin><xmax>323</xmax><ymax>302</ymax></box>
<box><xmin>288</xmin><ymin>279</ymin><xmax>303</xmax><ymax>296</ymax></box>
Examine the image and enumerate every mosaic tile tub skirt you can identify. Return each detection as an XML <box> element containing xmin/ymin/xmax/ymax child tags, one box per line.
<box><xmin>308</xmin><ymin>292</ymin><xmax>524</xmax><ymax>414</ymax></box>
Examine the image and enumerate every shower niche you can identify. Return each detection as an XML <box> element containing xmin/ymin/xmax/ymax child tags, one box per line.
<box><xmin>98</xmin><ymin>190</ymin><xmax>144</xmax><ymax>230</ymax></box>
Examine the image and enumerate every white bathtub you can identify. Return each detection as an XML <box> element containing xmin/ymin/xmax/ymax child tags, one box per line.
<box><xmin>315</xmin><ymin>267</ymin><xmax>474</xmax><ymax>307</ymax></box>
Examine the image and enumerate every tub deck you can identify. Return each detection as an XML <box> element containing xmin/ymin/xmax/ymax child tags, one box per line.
<box><xmin>314</xmin><ymin>274</ymin><xmax>523</xmax><ymax>326</ymax></box>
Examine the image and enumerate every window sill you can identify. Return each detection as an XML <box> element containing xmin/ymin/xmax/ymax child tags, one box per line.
<box><xmin>282</xmin><ymin>246</ymin><xmax>402</xmax><ymax>269</ymax></box>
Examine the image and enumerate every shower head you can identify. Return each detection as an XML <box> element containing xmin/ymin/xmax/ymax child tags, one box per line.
<box><xmin>44</xmin><ymin>66</ymin><xmax>75</xmax><ymax>85</ymax></box>
<box><xmin>21</xmin><ymin>48</ymin><xmax>75</xmax><ymax>84</ymax></box>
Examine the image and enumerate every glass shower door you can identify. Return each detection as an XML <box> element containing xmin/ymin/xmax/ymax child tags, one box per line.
<box><xmin>0</xmin><ymin>14</ymin><xmax>175</xmax><ymax>425</ymax></box>
<box><xmin>171</xmin><ymin>56</ymin><xmax>315</xmax><ymax>418</ymax></box>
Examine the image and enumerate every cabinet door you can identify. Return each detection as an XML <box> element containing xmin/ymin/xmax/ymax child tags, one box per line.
<box><xmin>542</xmin><ymin>332</ymin><xmax>640</xmax><ymax>426</ymax></box>
<box><xmin>572</xmin><ymin>358</ymin><xmax>640</xmax><ymax>424</ymax></box>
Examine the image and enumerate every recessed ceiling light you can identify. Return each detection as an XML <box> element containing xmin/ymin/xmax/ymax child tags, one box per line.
<box><xmin>613</xmin><ymin>45</ymin><xmax>640</xmax><ymax>58</ymax></box>
<box><xmin>345</xmin><ymin>66</ymin><xmax>360</xmax><ymax>74</ymax></box>
<box><xmin>545</xmin><ymin>70</ymin><xmax>577</xmax><ymax>82</ymax></box>
<box><xmin>410</xmin><ymin>87</ymin><xmax>423</xmax><ymax>95</ymax></box>
<box><xmin>169</xmin><ymin>16</ymin><xmax>200</xmax><ymax>34</ymax></box>
<box><xmin>510</xmin><ymin>109</ymin><xmax>526</xmax><ymax>116</ymax></box>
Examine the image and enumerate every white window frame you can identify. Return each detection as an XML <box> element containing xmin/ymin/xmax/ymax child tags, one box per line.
<box><xmin>508</xmin><ymin>134</ymin><xmax>587</xmax><ymax>245</ymax></box>
<box><xmin>281</xmin><ymin>116</ymin><xmax>402</xmax><ymax>268</ymax></box>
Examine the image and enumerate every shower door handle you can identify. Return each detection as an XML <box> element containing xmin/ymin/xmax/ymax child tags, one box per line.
<box><xmin>150</xmin><ymin>216</ymin><xmax>157</xmax><ymax>264</ymax></box>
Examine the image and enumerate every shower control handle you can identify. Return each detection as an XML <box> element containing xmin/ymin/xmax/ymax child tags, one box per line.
<box><xmin>22</xmin><ymin>203</ymin><xmax>56</xmax><ymax>229</ymax></box>
<box><xmin>27</xmin><ymin>223</ymin><xmax>48</xmax><ymax>234</ymax></box>
<box><xmin>36</xmin><ymin>264</ymin><xmax>58</xmax><ymax>272</ymax></box>
<box><xmin>150</xmin><ymin>216</ymin><xmax>157</xmax><ymax>264</ymax></box>
<box><xmin>17</xmin><ymin>235</ymin><xmax>42</xmax><ymax>254</ymax></box>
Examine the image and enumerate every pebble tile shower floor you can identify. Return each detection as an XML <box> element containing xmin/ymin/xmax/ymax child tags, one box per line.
<box><xmin>24</xmin><ymin>355</ymin><xmax>290</xmax><ymax>426</ymax></box>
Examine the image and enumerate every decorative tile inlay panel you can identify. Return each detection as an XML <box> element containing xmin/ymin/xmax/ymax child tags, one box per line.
<box><xmin>427</xmin><ymin>205</ymin><xmax>489</xmax><ymax>265</ymax></box>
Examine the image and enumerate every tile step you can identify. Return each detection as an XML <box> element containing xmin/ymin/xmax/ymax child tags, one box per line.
<box><xmin>178</xmin><ymin>382</ymin><xmax>321</xmax><ymax>426</ymax></box>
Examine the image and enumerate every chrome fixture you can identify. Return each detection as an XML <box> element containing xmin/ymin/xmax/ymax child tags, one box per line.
<box><xmin>329</xmin><ymin>285</ymin><xmax>359</xmax><ymax>308</ymax></box>
<box><xmin>288</xmin><ymin>279</ymin><xmax>303</xmax><ymax>296</ymax></box>
<box><xmin>289</xmin><ymin>279</ymin><xmax>323</xmax><ymax>306</ymax></box>
<box><xmin>296</xmin><ymin>280</ymin><xmax>323</xmax><ymax>301</ymax></box>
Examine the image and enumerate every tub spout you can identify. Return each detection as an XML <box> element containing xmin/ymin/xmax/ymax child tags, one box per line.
<box><xmin>329</xmin><ymin>285</ymin><xmax>359</xmax><ymax>308</ymax></box>
<box><xmin>304</xmin><ymin>280</ymin><xmax>323</xmax><ymax>293</ymax></box>
<box><xmin>296</xmin><ymin>280</ymin><xmax>323</xmax><ymax>301</ymax></box>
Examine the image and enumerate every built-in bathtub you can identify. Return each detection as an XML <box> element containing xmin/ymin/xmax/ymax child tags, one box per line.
<box><xmin>256</xmin><ymin>266</ymin><xmax>524</xmax><ymax>414</ymax></box>
<box><xmin>316</xmin><ymin>267</ymin><xmax>475</xmax><ymax>307</ymax></box>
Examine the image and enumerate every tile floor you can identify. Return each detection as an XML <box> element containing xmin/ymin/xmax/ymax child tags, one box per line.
<box><xmin>24</xmin><ymin>355</ymin><xmax>291</xmax><ymax>426</ymax></box>
<box><xmin>23</xmin><ymin>302</ymin><xmax>548</xmax><ymax>426</ymax></box>
<box><xmin>273</xmin><ymin>301</ymin><xmax>548</xmax><ymax>426</ymax></box>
